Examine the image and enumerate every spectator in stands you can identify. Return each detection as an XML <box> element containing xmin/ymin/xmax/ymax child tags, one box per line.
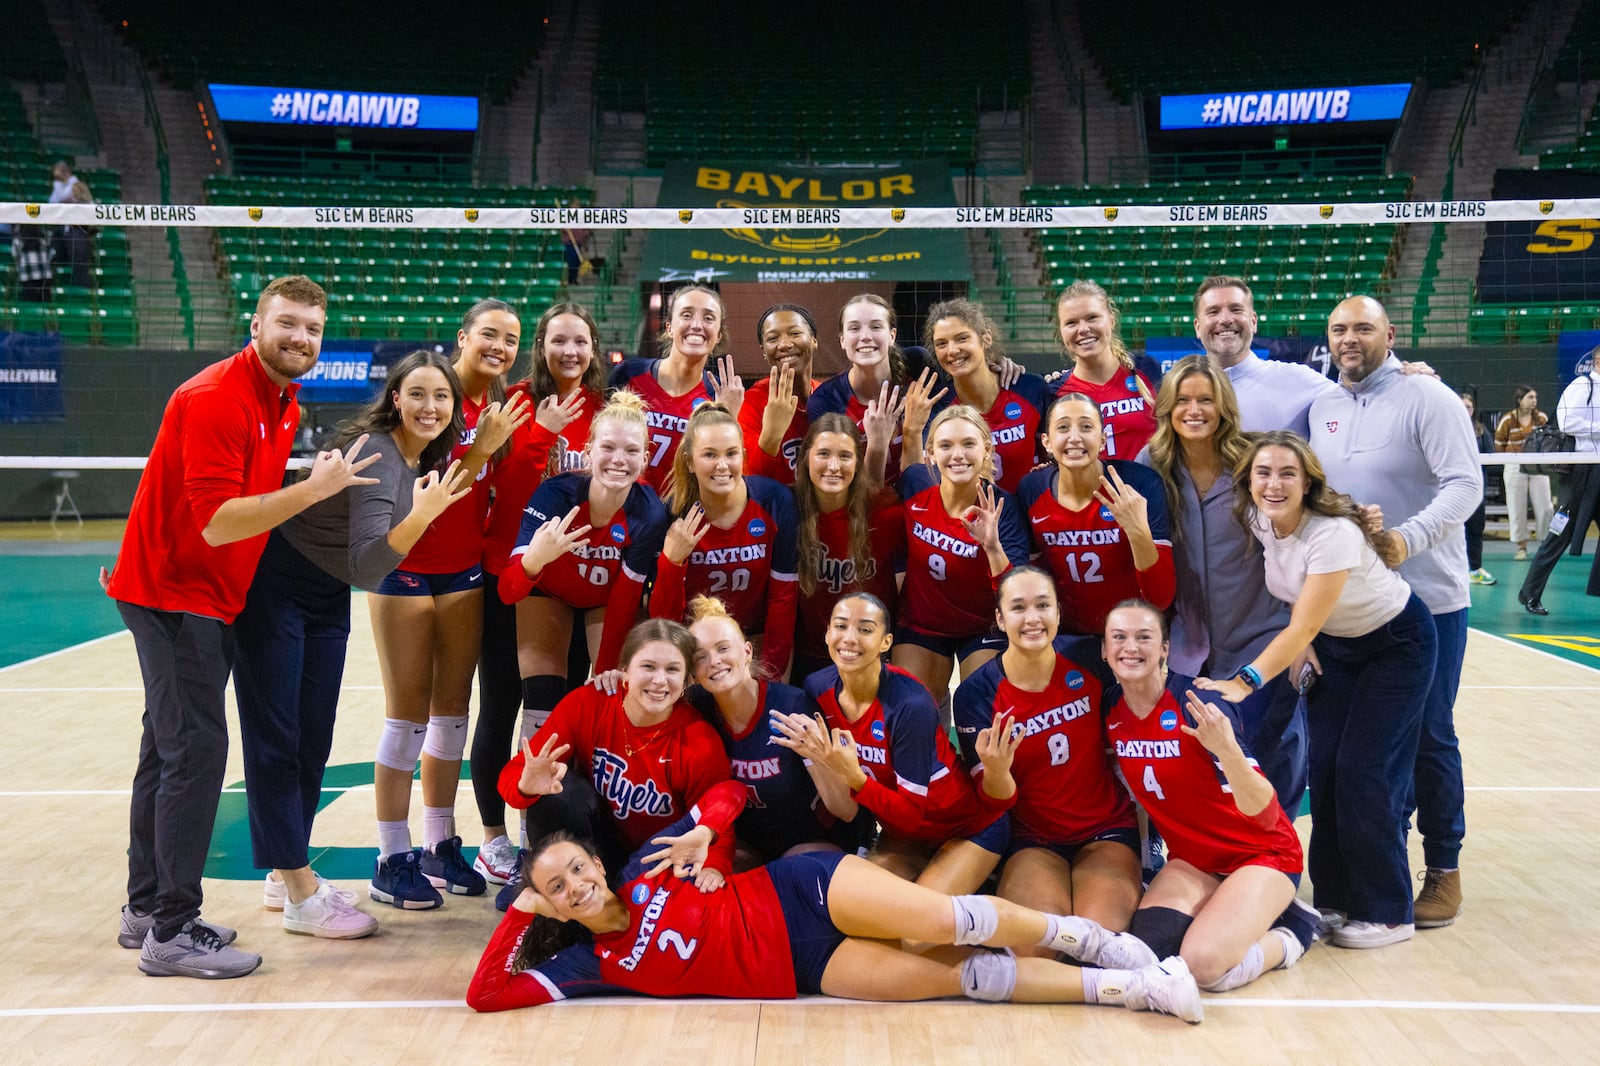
<box><xmin>1459</xmin><ymin>388</ymin><xmax>1496</xmax><ymax>587</ymax></box>
<box><xmin>1518</xmin><ymin>349</ymin><xmax>1600</xmax><ymax>615</ymax></box>
<box><xmin>1495</xmin><ymin>385</ymin><xmax>1553</xmax><ymax>561</ymax></box>
<box><xmin>1191</xmin><ymin>276</ymin><xmax>1337</xmax><ymax>435</ymax></box>
<box><xmin>48</xmin><ymin>161</ymin><xmax>82</xmax><ymax>204</ymax></box>
<box><xmin>1308</xmin><ymin>295</ymin><xmax>1481</xmax><ymax>934</ymax></box>
<box><xmin>49</xmin><ymin>164</ymin><xmax>95</xmax><ymax>288</ymax></box>
<box><xmin>12</xmin><ymin>224</ymin><xmax>53</xmax><ymax>302</ymax></box>
<box><xmin>103</xmin><ymin>275</ymin><xmax>378</xmax><ymax>978</ymax></box>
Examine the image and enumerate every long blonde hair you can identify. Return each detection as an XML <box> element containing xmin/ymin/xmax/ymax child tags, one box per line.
<box><xmin>1056</xmin><ymin>280</ymin><xmax>1153</xmax><ymax>405</ymax></box>
<box><xmin>669</xmin><ymin>401</ymin><xmax>743</xmax><ymax>514</ymax></box>
<box><xmin>1146</xmin><ymin>356</ymin><xmax>1253</xmax><ymax>538</ymax></box>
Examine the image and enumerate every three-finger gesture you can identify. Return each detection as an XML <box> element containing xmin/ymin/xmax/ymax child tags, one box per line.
<box><xmin>412</xmin><ymin>460</ymin><xmax>474</xmax><ymax>522</ymax></box>
<box><xmin>642</xmin><ymin>825</ymin><xmax>723</xmax><ymax>892</ymax></box>
<box><xmin>1181</xmin><ymin>691</ymin><xmax>1243</xmax><ymax>759</ymax></box>
<box><xmin>536</xmin><ymin>389</ymin><xmax>587</xmax><ymax>435</ymax></box>
<box><xmin>477</xmin><ymin>392</ymin><xmax>534</xmax><ymax>453</ymax></box>
<box><xmin>1094</xmin><ymin>465</ymin><xmax>1150</xmax><ymax>535</ymax></box>
<box><xmin>304</xmin><ymin>432</ymin><xmax>383</xmax><ymax>500</ymax></box>
<box><xmin>902</xmin><ymin>368</ymin><xmax>948</xmax><ymax>440</ymax></box>
<box><xmin>523</xmin><ymin>505</ymin><xmax>593</xmax><ymax>575</ymax></box>
<box><xmin>862</xmin><ymin>380</ymin><xmax>904</xmax><ymax>447</ymax></box>
<box><xmin>663</xmin><ymin>503</ymin><xmax>711</xmax><ymax>565</ymax></box>
<box><xmin>709</xmin><ymin>355</ymin><xmax>745</xmax><ymax>419</ymax></box>
<box><xmin>516</xmin><ymin>733</ymin><xmax>572</xmax><ymax>797</ymax></box>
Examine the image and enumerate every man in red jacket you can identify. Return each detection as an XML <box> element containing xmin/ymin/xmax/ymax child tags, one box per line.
<box><xmin>105</xmin><ymin>275</ymin><xmax>377</xmax><ymax>979</ymax></box>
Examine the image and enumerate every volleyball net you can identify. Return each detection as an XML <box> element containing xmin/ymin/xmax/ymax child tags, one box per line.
<box><xmin>1</xmin><ymin>193</ymin><xmax>1598</xmax><ymax>524</ymax></box>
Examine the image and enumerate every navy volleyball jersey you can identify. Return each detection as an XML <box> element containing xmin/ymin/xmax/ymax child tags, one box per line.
<box><xmin>608</xmin><ymin>357</ymin><xmax>715</xmax><ymax>493</ymax></box>
<box><xmin>650</xmin><ymin>475</ymin><xmax>800</xmax><ymax>674</ymax></box>
<box><xmin>898</xmin><ymin>463</ymin><xmax>1030</xmax><ymax>639</ymax></box>
<box><xmin>509</xmin><ymin>472</ymin><xmax>669</xmax><ymax>670</ymax></box>
<box><xmin>806</xmin><ymin>371</ymin><xmax>906</xmax><ymax>484</ymax></box>
<box><xmin>689</xmin><ymin>680</ymin><xmax>854</xmax><ymax>859</ymax></box>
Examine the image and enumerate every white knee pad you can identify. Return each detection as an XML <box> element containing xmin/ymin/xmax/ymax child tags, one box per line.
<box><xmin>951</xmin><ymin>894</ymin><xmax>1000</xmax><ymax>946</ymax></box>
<box><xmin>519</xmin><ymin>708</ymin><xmax>552</xmax><ymax>743</ymax></box>
<box><xmin>375</xmin><ymin>717</ymin><xmax>427</xmax><ymax>772</ymax></box>
<box><xmin>960</xmin><ymin>948</ymin><xmax>1017</xmax><ymax>1002</ymax></box>
<box><xmin>422</xmin><ymin>715</ymin><xmax>470</xmax><ymax>761</ymax></box>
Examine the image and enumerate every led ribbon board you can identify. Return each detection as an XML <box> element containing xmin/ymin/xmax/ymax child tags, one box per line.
<box><xmin>1159</xmin><ymin>83</ymin><xmax>1411</xmax><ymax>130</ymax></box>
<box><xmin>208</xmin><ymin>83</ymin><xmax>479</xmax><ymax>131</ymax></box>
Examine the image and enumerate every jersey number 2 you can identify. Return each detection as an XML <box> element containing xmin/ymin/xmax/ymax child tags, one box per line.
<box><xmin>657</xmin><ymin>928</ymin><xmax>698</xmax><ymax>960</ymax></box>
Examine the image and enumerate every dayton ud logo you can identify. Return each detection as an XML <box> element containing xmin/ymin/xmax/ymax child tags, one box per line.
<box><xmin>1324</xmin><ymin>421</ymin><xmax>1339</xmax><ymax>433</ymax></box>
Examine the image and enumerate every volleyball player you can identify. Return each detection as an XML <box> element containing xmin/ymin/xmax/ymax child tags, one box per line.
<box><xmin>649</xmin><ymin>402</ymin><xmax>799</xmax><ymax>678</ymax></box>
<box><xmin>609</xmin><ymin>284</ymin><xmax>735</xmax><ymax>493</ymax></box>
<box><xmin>1070</xmin><ymin>600</ymin><xmax>1318</xmax><ymax>992</ymax></box>
<box><xmin>807</xmin><ymin>293</ymin><xmax>914</xmax><ymax>485</ymax></box>
<box><xmin>914</xmin><ymin>298</ymin><xmax>1052</xmax><ymax>494</ymax></box>
<box><xmin>1017</xmin><ymin>393</ymin><xmax>1174</xmax><ymax>636</ymax></box>
<box><xmin>783</xmin><ymin>592</ymin><xmax>1011</xmax><ymax>885</ymax></box>
<box><xmin>496</xmin><ymin>619</ymin><xmax>732</xmax><ymax>873</ymax></box>
<box><xmin>790</xmin><ymin>414</ymin><xmax>905</xmax><ymax>680</ymax></box>
<box><xmin>954</xmin><ymin>567</ymin><xmax>1141</xmax><ymax>949</ymax></box>
<box><xmin>367</xmin><ymin>299</ymin><xmax>530</xmax><ymax>909</ymax></box>
<box><xmin>893</xmin><ymin>405</ymin><xmax>1030</xmax><ymax>714</ymax></box>
<box><xmin>739</xmin><ymin>303</ymin><xmax>820</xmax><ymax>484</ymax></box>
<box><xmin>1051</xmin><ymin>281</ymin><xmax>1157</xmax><ymax>461</ymax></box>
<box><xmin>467</xmin><ymin>778</ymin><xmax>1201</xmax><ymax>1021</ymax></box>
<box><xmin>686</xmin><ymin>596</ymin><xmax>859</xmax><ymax>865</ymax></box>
<box><xmin>107</xmin><ymin>275</ymin><xmax>376</xmax><ymax>978</ymax></box>
<box><xmin>474</xmin><ymin>301</ymin><xmax>605</xmax><ymax>886</ymax></box>
<box><xmin>234</xmin><ymin>351</ymin><xmax>473</xmax><ymax>939</ymax></box>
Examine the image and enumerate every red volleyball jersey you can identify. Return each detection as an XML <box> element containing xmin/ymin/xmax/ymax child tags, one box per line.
<box><xmin>650</xmin><ymin>476</ymin><xmax>798</xmax><ymax>674</ymax></box>
<box><xmin>481</xmin><ymin>382</ymin><xmax>599</xmax><ymax>576</ymax></box>
<box><xmin>898</xmin><ymin>464</ymin><xmax>1030</xmax><ymax>639</ymax></box>
<box><xmin>976</xmin><ymin>374</ymin><xmax>1053</xmax><ymax>494</ymax></box>
<box><xmin>1015</xmin><ymin>461</ymin><xmax>1175</xmax><ymax>637</ymax></box>
<box><xmin>498</xmin><ymin>686</ymin><xmax>732</xmax><ymax>851</ymax></box>
<box><xmin>805</xmin><ymin>663</ymin><xmax>1000</xmax><ymax>843</ymax></box>
<box><xmin>402</xmin><ymin>390</ymin><xmax>490</xmax><ymax>574</ymax></box>
<box><xmin>467</xmin><ymin>781</ymin><xmax>800</xmax><ymax>1010</ymax></box>
<box><xmin>610</xmin><ymin>358</ymin><xmax>712</xmax><ymax>494</ymax></box>
<box><xmin>1054</xmin><ymin>368</ymin><xmax>1157</xmax><ymax>461</ymax></box>
<box><xmin>795</xmin><ymin>493</ymin><xmax>905</xmax><ymax>666</ymax></box>
<box><xmin>955</xmin><ymin>653</ymin><xmax>1134</xmax><ymax>844</ymax></box>
<box><xmin>1107</xmin><ymin>678</ymin><xmax>1301</xmax><ymax>877</ymax></box>
<box><xmin>738</xmin><ymin>376</ymin><xmax>814</xmax><ymax>486</ymax></box>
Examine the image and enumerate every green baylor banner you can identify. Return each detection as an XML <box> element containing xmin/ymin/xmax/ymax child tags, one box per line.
<box><xmin>643</xmin><ymin>160</ymin><xmax>970</xmax><ymax>284</ymax></box>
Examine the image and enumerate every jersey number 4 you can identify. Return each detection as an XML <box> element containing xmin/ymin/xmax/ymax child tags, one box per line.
<box><xmin>1143</xmin><ymin>765</ymin><xmax>1166</xmax><ymax>801</ymax></box>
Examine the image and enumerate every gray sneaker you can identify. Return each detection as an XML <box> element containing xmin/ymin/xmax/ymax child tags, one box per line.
<box><xmin>138</xmin><ymin>921</ymin><xmax>262</xmax><ymax>979</ymax></box>
<box><xmin>118</xmin><ymin>906</ymin><xmax>237</xmax><ymax>950</ymax></box>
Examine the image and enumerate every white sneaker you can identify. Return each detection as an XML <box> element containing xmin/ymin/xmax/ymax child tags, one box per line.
<box><xmin>1095</xmin><ymin>931</ymin><xmax>1159</xmax><ymax>971</ymax></box>
<box><xmin>282</xmin><ymin>883</ymin><xmax>379</xmax><ymax>940</ymax></box>
<box><xmin>263</xmin><ymin>871</ymin><xmax>356</xmax><ymax>911</ymax></box>
<box><xmin>472</xmin><ymin>835</ymin><xmax>519</xmax><ymax>886</ymax></box>
<box><xmin>1330</xmin><ymin>920</ymin><xmax>1414</xmax><ymax>949</ymax></box>
<box><xmin>1123</xmin><ymin>956</ymin><xmax>1203</xmax><ymax>1024</ymax></box>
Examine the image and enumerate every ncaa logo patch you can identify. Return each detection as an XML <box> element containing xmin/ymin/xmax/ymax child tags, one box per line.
<box><xmin>870</xmin><ymin>721</ymin><xmax>886</xmax><ymax>741</ymax></box>
<box><xmin>691</xmin><ymin>396</ymin><xmax>707</xmax><ymax>409</ymax></box>
<box><xmin>748</xmin><ymin>518</ymin><xmax>767</xmax><ymax>537</ymax></box>
<box><xmin>610</xmin><ymin>523</ymin><xmax>626</xmax><ymax>544</ymax></box>
<box><xmin>1159</xmin><ymin>710</ymin><xmax>1179</xmax><ymax>731</ymax></box>
<box><xmin>1124</xmin><ymin>374</ymin><xmax>1137</xmax><ymax>390</ymax></box>
<box><xmin>1004</xmin><ymin>402</ymin><xmax>1022</xmax><ymax>420</ymax></box>
<box><xmin>1099</xmin><ymin>506</ymin><xmax>1115</xmax><ymax>522</ymax></box>
<box><xmin>1065</xmin><ymin>670</ymin><xmax>1085</xmax><ymax>690</ymax></box>
<box><xmin>631</xmin><ymin>884</ymin><xmax>650</xmax><ymax>904</ymax></box>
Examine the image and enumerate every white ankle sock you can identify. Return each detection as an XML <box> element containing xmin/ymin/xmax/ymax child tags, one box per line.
<box><xmin>423</xmin><ymin>806</ymin><xmax>455</xmax><ymax>847</ymax></box>
<box><xmin>1081</xmin><ymin>967</ymin><xmax>1135</xmax><ymax>1005</ymax></box>
<box><xmin>377</xmin><ymin>821</ymin><xmax>411</xmax><ymax>858</ymax></box>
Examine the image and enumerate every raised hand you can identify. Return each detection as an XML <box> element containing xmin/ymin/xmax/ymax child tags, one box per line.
<box><xmin>304</xmin><ymin>432</ymin><xmax>382</xmax><ymax>500</ymax></box>
<box><xmin>769</xmin><ymin>711</ymin><xmax>835</xmax><ymax>763</ymax></box>
<box><xmin>759</xmin><ymin>365</ymin><xmax>799</xmax><ymax>448</ymax></box>
<box><xmin>1181</xmin><ymin>690</ymin><xmax>1244</xmax><ymax>758</ymax></box>
<box><xmin>862</xmin><ymin>380</ymin><xmax>904</xmax><ymax>448</ymax></box>
<box><xmin>1094</xmin><ymin>464</ymin><xmax>1150</xmax><ymax>536</ymax></box>
<box><xmin>642</xmin><ymin>824</ymin><xmax>714</xmax><ymax>879</ymax></box>
<box><xmin>709</xmin><ymin>355</ymin><xmax>746</xmax><ymax>419</ymax></box>
<box><xmin>996</xmin><ymin>355</ymin><xmax>1024</xmax><ymax>390</ymax></box>
<box><xmin>476</xmin><ymin>392</ymin><xmax>534</xmax><ymax>453</ymax></box>
<box><xmin>536</xmin><ymin>389</ymin><xmax>587</xmax><ymax>434</ymax></box>
<box><xmin>522</xmin><ymin>505</ymin><xmax>594</xmax><ymax>575</ymax></box>
<box><xmin>516</xmin><ymin>733</ymin><xmax>572</xmax><ymax>797</ymax></box>
<box><xmin>412</xmin><ymin>460</ymin><xmax>474</xmax><ymax>522</ymax></box>
<box><xmin>901</xmin><ymin>368</ymin><xmax>948</xmax><ymax>441</ymax></box>
<box><xmin>959</xmin><ymin>482</ymin><xmax>1005</xmax><ymax>551</ymax></box>
<box><xmin>663</xmin><ymin>503</ymin><xmax>711</xmax><ymax>565</ymax></box>
<box><xmin>589</xmin><ymin>668</ymin><xmax>626</xmax><ymax>695</ymax></box>
<box><xmin>975</xmin><ymin>711</ymin><xmax>1024</xmax><ymax>776</ymax></box>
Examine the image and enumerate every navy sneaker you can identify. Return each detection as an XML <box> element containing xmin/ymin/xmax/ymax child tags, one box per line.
<box><xmin>370</xmin><ymin>849</ymin><xmax>443</xmax><ymax>910</ymax></box>
<box><xmin>494</xmin><ymin>848</ymin><xmax>528</xmax><ymax>912</ymax></box>
<box><xmin>421</xmin><ymin>835</ymin><xmax>487</xmax><ymax>896</ymax></box>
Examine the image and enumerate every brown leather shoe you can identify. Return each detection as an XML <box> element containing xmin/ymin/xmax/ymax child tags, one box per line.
<box><xmin>1414</xmin><ymin>868</ymin><xmax>1463</xmax><ymax>928</ymax></box>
